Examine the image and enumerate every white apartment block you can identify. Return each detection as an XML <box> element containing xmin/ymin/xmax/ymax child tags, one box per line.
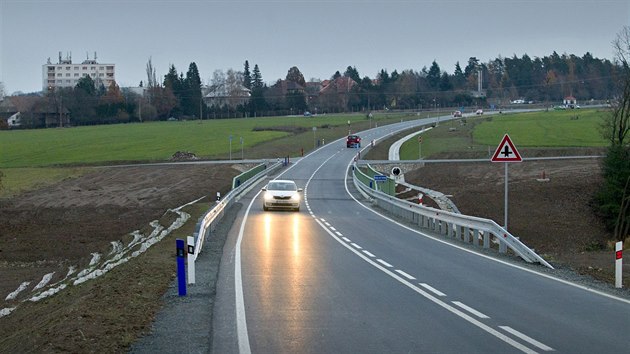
<box><xmin>43</xmin><ymin>52</ymin><xmax>115</xmax><ymax>92</ymax></box>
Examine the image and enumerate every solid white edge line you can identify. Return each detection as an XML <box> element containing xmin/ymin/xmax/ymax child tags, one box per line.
<box><xmin>235</xmin><ymin>153</ymin><xmax>306</xmax><ymax>353</ymax></box>
<box><xmin>312</xmin><ymin>217</ymin><xmax>537</xmax><ymax>354</ymax></box>
<box><xmin>342</xmin><ymin>156</ymin><xmax>630</xmax><ymax>305</ymax></box>
<box><xmin>395</xmin><ymin>270</ymin><xmax>416</xmax><ymax>280</ymax></box>
<box><xmin>499</xmin><ymin>326</ymin><xmax>555</xmax><ymax>351</ymax></box>
<box><xmin>235</xmin><ymin>191</ymin><xmax>258</xmax><ymax>354</ymax></box>
<box><xmin>419</xmin><ymin>283</ymin><xmax>447</xmax><ymax>297</ymax></box>
<box><xmin>452</xmin><ymin>301</ymin><xmax>490</xmax><ymax>319</ymax></box>
<box><xmin>377</xmin><ymin>259</ymin><xmax>393</xmax><ymax>268</ymax></box>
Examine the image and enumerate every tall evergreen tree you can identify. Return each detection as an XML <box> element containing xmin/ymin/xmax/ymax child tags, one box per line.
<box><xmin>250</xmin><ymin>64</ymin><xmax>266</xmax><ymax>115</ymax></box>
<box><xmin>184</xmin><ymin>62</ymin><xmax>202</xmax><ymax>118</ymax></box>
<box><xmin>427</xmin><ymin>61</ymin><xmax>441</xmax><ymax>89</ymax></box>
<box><xmin>243</xmin><ymin>60</ymin><xmax>252</xmax><ymax>90</ymax></box>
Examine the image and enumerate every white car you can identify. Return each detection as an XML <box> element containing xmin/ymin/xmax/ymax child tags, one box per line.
<box><xmin>475</xmin><ymin>109</ymin><xmax>484</xmax><ymax>115</ymax></box>
<box><xmin>262</xmin><ymin>180</ymin><xmax>302</xmax><ymax>211</ymax></box>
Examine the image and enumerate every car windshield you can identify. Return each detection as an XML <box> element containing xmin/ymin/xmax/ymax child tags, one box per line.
<box><xmin>267</xmin><ymin>181</ymin><xmax>297</xmax><ymax>191</ymax></box>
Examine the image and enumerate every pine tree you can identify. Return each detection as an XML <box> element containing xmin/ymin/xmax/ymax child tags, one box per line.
<box><xmin>243</xmin><ymin>60</ymin><xmax>252</xmax><ymax>90</ymax></box>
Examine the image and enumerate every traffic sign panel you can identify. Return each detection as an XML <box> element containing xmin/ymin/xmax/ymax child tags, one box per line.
<box><xmin>374</xmin><ymin>175</ymin><xmax>387</xmax><ymax>181</ymax></box>
<box><xmin>491</xmin><ymin>134</ymin><xmax>522</xmax><ymax>162</ymax></box>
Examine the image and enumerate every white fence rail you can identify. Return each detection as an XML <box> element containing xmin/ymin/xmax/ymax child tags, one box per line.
<box><xmin>353</xmin><ymin>164</ymin><xmax>554</xmax><ymax>269</ymax></box>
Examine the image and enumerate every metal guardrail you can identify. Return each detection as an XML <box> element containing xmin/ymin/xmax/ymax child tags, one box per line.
<box><xmin>352</xmin><ymin>164</ymin><xmax>554</xmax><ymax>269</ymax></box>
<box><xmin>191</xmin><ymin>161</ymin><xmax>283</xmax><ymax>261</ymax></box>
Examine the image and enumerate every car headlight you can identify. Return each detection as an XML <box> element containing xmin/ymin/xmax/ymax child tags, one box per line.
<box><xmin>291</xmin><ymin>193</ymin><xmax>300</xmax><ymax>202</ymax></box>
<box><xmin>264</xmin><ymin>192</ymin><xmax>274</xmax><ymax>201</ymax></box>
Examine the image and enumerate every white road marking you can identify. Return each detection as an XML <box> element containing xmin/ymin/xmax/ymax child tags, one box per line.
<box><xmin>314</xmin><ymin>218</ymin><xmax>538</xmax><ymax>354</ymax></box>
<box><xmin>395</xmin><ymin>270</ymin><xmax>416</xmax><ymax>280</ymax></box>
<box><xmin>351</xmin><ymin>243</ymin><xmax>362</xmax><ymax>249</ymax></box>
<box><xmin>452</xmin><ymin>301</ymin><xmax>490</xmax><ymax>319</ymax></box>
<box><xmin>335</xmin><ymin>231</ymin><xmax>343</xmax><ymax>237</ymax></box>
<box><xmin>330</xmin><ymin>227</ymin><xmax>336</xmax><ymax>231</ymax></box>
<box><xmin>362</xmin><ymin>250</ymin><xmax>375</xmax><ymax>257</ymax></box>
<box><xmin>377</xmin><ymin>259</ymin><xmax>393</xmax><ymax>267</ymax></box>
<box><xmin>419</xmin><ymin>283</ymin><xmax>446</xmax><ymax>297</ymax></box>
<box><xmin>500</xmin><ymin>326</ymin><xmax>555</xmax><ymax>351</ymax></box>
<box><xmin>342</xmin><ymin>237</ymin><xmax>351</xmax><ymax>242</ymax></box>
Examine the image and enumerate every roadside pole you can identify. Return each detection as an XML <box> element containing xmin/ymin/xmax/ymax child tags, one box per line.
<box><xmin>490</xmin><ymin>134</ymin><xmax>522</xmax><ymax>231</ymax></box>
<box><xmin>616</xmin><ymin>241</ymin><xmax>623</xmax><ymax>288</ymax></box>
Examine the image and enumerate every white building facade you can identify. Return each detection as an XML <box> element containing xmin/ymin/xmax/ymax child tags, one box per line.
<box><xmin>43</xmin><ymin>52</ymin><xmax>115</xmax><ymax>92</ymax></box>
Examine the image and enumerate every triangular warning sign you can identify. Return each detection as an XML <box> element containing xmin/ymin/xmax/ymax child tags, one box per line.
<box><xmin>491</xmin><ymin>134</ymin><xmax>522</xmax><ymax>162</ymax></box>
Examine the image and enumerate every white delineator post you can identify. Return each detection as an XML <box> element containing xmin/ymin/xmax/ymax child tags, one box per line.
<box><xmin>615</xmin><ymin>241</ymin><xmax>623</xmax><ymax>289</ymax></box>
<box><xmin>187</xmin><ymin>236</ymin><xmax>196</xmax><ymax>285</ymax></box>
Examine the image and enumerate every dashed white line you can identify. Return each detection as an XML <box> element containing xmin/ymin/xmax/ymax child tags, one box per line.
<box><xmin>362</xmin><ymin>250</ymin><xmax>375</xmax><ymax>257</ymax></box>
<box><xmin>330</xmin><ymin>227</ymin><xmax>337</xmax><ymax>231</ymax></box>
<box><xmin>377</xmin><ymin>259</ymin><xmax>393</xmax><ymax>267</ymax></box>
<box><xmin>351</xmin><ymin>243</ymin><xmax>362</xmax><ymax>249</ymax></box>
<box><xmin>499</xmin><ymin>326</ymin><xmax>554</xmax><ymax>351</ymax></box>
<box><xmin>452</xmin><ymin>301</ymin><xmax>490</xmax><ymax>319</ymax></box>
<box><xmin>342</xmin><ymin>237</ymin><xmax>351</xmax><ymax>242</ymax></box>
<box><xmin>419</xmin><ymin>283</ymin><xmax>446</xmax><ymax>297</ymax></box>
<box><xmin>395</xmin><ymin>270</ymin><xmax>416</xmax><ymax>280</ymax></box>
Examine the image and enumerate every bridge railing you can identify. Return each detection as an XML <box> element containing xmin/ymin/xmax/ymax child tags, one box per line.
<box><xmin>352</xmin><ymin>164</ymin><xmax>553</xmax><ymax>268</ymax></box>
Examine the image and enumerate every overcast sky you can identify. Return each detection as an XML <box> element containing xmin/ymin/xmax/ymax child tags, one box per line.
<box><xmin>1</xmin><ymin>0</ymin><xmax>628</xmax><ymax>94</ymax></box>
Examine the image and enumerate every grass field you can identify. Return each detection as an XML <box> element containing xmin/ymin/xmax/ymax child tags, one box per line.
<box><xmin>0</xmin><ymin>112</ymin><xmax>427</xmax><ymax>196</ymax></box>
<box><xmin>399</xmin><ymin>108</ymin><xmax>611</xmax><ymax>160</ymax></box>
<box><xmin>0</xmin><ymin>112</ymin><xmax>424</xmax><ymax>169</ymax></box>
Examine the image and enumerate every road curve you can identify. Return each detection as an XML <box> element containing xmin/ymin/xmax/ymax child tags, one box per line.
<box><xmin>212</xmin><ymin>116</ymin><xmax>630</xmax><ymax>354</ymax></box>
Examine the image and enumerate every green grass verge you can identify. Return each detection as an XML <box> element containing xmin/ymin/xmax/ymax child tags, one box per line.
<box><xmin>0</xmin><ymin>167</ymin><xmax>89</xmax><ymax>198</ymax></box>
<box><xmin>0</xmin><ymin>113</ymin><xmax>418</xmax><ymax>169</ymax></box>
<box><xmin>399</xmin><ymin>108</ymin><xmax>610</xmax><ymax>160</ymax></box>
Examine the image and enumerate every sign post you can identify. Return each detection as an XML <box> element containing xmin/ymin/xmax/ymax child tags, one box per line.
<box><xmin>491</xmin><ymin>134</ymin><xmax>522</xmax><ymax>230</ymax></box>
<box><xmin>418</xmin><ymin>135</ymin><xmax>423</xmax><ymax>159</ymax></box>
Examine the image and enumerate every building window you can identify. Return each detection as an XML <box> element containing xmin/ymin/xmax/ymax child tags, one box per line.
<box><xmin>57</xmin><ymin>80</ymin><xmax>63</xmax><ymax>83</ymax></box>
<box><xmin>91</xmin><ymin>67</ymin><xmax>95</xmax><ymax>70</ymax></box>
<box><xmin>91</xmin><ymin>73</ymin><xmax>96</xmax><ymax>77</ymax></box>
<box><xmin>66</xmin><ymin>73</ymin><xmax>70</xmax><ymax>77</ymax></box>
<box><xmin>99</xmin><ymin>66</ymin><xmax>104</xmax><ymax>70</ymax></box>
<box><xmin>74</xmin><ymin>73</ymin><xmax>79</xmax><ymax>77</ymax></box>
<box><xmin>83</xmin><ymin>66</ymin><xmax>87</xmax><ymax>70</ymax></box>
<box><xmin>57</xmin><ymin>73</ymin><xmax>62</xmax><ymax>77</ymax></box>
<box><xmin>106</xmin><ymin>66</ymin><xmax>114</xmax><ymax>70</ymax></box>
<box><xmin>66</xmin><ymin>66</ymin><xmax>71</xmax><ymax>70</ymax></box>
<box><xmin>48</xmin><ymin>66</ymin><xmax>55</xmax><ymax>71</ymax></box>
<box><xmin>99</xmin><ymin>73</ymin><xmax>104</xmax><ymax>77</ymax></box>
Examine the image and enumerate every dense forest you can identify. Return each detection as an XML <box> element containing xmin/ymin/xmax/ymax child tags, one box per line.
<box><xmin>0</xmin><ymin>51</ymin><xmax>621</xmax><ymax>128</ymax></box>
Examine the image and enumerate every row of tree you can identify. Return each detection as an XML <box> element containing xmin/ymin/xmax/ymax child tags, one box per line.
<box><xmin>1</xmin><ymin>49</ymin><xmax>623</xmax><ymax>127</ymax></box>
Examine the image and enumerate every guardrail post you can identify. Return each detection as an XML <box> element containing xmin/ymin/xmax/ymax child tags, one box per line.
<box><xmin>499</xmin><ymin>234</ymin><xmax>508</xmax><ymax>254</ymax></box>
<box><xmin>455</xmin><ymin>224</ymin><xmax>461</xmax><ymax>240</ymax></box>
<box><xmin>473</xmin><ymin>229</ymin><xmax>479</xmax><ymax>246</ymax></box>
<box><xmin>463</xmin><ymin>226</ymin><xmax>470</xmax><ymax>243</ymax></box>
<box><xmin>483</xmin><ymin>231</ymin><xmax>490</xmax><ymax>249</ymax></box>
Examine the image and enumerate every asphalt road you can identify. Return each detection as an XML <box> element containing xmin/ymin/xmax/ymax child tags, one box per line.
<box><xmin>212</xmin><ymin>116</ymin><xmax>630</xmax><ymax>353</ymax></box>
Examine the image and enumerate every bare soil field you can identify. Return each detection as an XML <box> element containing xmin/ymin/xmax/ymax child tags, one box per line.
<box><xmin>0</xmin><ymin>164</ymin><xmax>238</xmax><ymax>352</ymax></box>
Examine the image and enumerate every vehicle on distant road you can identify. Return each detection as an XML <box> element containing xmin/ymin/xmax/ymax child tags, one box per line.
<box><xmin>262</xmin><ymin>180</ymin><xmax>302</xmax><ymax>211</ymax></box>
<box><xmin>452</xmin><ymin>110</ymin><xmax>462</xmax><ymax>117</ymax></box>
<box><xmin>475</xmin><ymin>109</ymin><xmax>484</xmax><ymax>115</ymax></box>
<box><xmin>347</xmin><ymin>134</ymin><xmax>361</xmax><ymax>148</ymax></box>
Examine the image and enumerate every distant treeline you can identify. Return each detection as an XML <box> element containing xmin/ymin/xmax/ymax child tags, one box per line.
<box><xmin>3</xmin><ymin>51</ymin><xmax>621</xmax><ymax>128</ymax></box>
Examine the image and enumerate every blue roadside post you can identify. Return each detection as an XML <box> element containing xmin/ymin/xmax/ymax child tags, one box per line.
<box><xmin>176</xmin><ymin>239</ymin><xmax>186</xmax><ymax>296</ymax></box>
